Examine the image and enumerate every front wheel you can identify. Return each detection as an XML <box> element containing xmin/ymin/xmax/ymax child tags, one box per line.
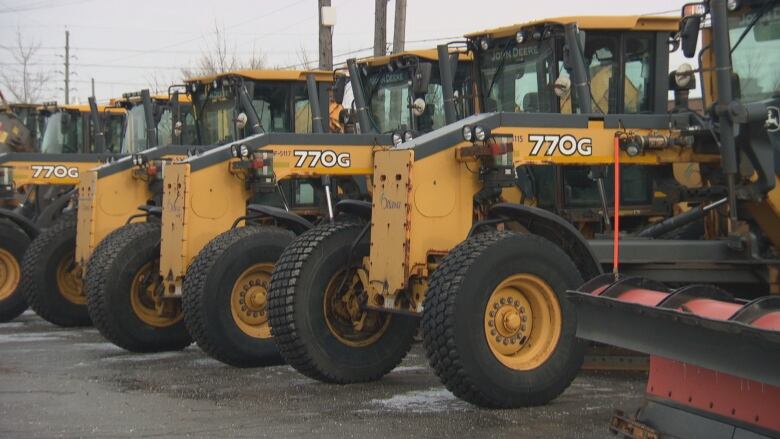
<box><xmin>183</xmin><ymin>226</ymin><xmax>295</xmax><ymax>367</ymax></box>
<box><xmin>268</xmin><ymin>222</ymin><xmax>418</xmax><ymax>383</ymax></box>
<box><xmin>21</xmin><ymin>213</ymin><xmax>90</xmax><ymax>327</ymax></box>
<box><xmin>0</xmin><ymin>220</ymin><xmax>29</xmax><ymax>322</ymax></box>
<box><xmin>85</xmin><ymin>222</ymin><xmax>191</xmax><ymax>352</ymax></box>
<box><xmin>422</xmin><ymin>231</ymin><xmax>585</xmax><ymax>408</ymax></box>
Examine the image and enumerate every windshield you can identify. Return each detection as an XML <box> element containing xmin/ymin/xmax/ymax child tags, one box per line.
<box><xmin>365</xmin><ymin>62</ymin><xmax>461</xmax><ymax>134</ymax></box>
<box><xmin>367</xmin><ymin>69</ymin><xmax>411</xmax><ymax>133</ymax></box>
<box><xmin>199</xmin><ymin>88</ymin><xmax>235</xmax><ymax>145</ymax></box>
<box><xmin>729</xmin><ymin>4</ymin><xmax>780</xmax><ymax>102</ymax></box>
<box><xmin>121</xmin><ymin>105</ymin><xmax>147</xmax><ymax>153</ymax></box>
<box><xmin>479</xmin><ymin>41</ymin><xmax>557</xmax><ymax>113</ymax></box>
<box><xmin>41</xmin><ymin>111</ymin><xmax>82</xmax><ymax>154</ymax></box>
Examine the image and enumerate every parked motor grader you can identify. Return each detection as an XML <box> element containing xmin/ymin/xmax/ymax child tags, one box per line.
<box><xmin>82</xmin><ymin>50</ymin><xmax>475</xmax><ymax>367</ymax></box>
<box><xmin>81</xmin><ymin>69</ymin><xmax>344</xmax><ymax>352</ymax></box>
<box><xmin>567</xmin><ymin>1</ymin><xmax>780</xmax><ymax>437</ymax></box>
<box><xmin>0</xmin><ymin>100</ymin><xmax>127</xmax><ymax>323</ymax></box>
<box><xmin>262</xmin><ymin>13</ymin><xmax>745</xmax><ymax>408</ymax></box>
<box><xmin>19</xmin><ymin>90</ymin><xmax>195</xmax><ymax>327</ymax></box>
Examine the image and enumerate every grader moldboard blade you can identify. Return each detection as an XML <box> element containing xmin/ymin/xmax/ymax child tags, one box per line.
<box><xmin>568</xmin><ymin>274</ymin><xmax>780</xmax><ymax>438</ymax></box>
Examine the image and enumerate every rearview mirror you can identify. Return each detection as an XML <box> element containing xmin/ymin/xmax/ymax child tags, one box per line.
<box><xmin>681</xmin><ymin>15</ymin><xmax>702</xmax><ymax>58</ymax></box>
<box><xmin>412</xmin><ymin>62</ymin><xmax>433</xmax><ymax>94</ymax></box>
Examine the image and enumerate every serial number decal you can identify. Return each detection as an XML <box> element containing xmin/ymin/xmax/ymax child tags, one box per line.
<box><xmin>293</xmin><ymin>150</ymin><xmax>351</xmax><ymax>168</ymax></box>
<box><xmin>30</xmin><ymin>165</ymin><xmax>80</xmax><ymax>179</ymax></box>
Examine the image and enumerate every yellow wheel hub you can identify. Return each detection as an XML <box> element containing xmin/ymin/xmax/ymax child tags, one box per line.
<box><xmin>483</xmin><ymin>273</ymin><xmax>562</xmax><ymax>370</ymax></box>
<box><xmin>130</xmin><ymin>261</ymin><xmax>181</xmax><ymax>328</ymax></box>
<box><xmin>230</xmin><ymin>263</ymin><xmax>273</xmax><ymax>339</ymax></box>
<box><xmin>0</xmin><ymin>249</ymin><xmax>20</xmax><ymax>301</ymax></box>
<box><xmin>323</xmin><ymin>267</ymin><xmax>391</xmax><ymax>348</ymax></box>
<box><xmin>56</xmin><ymin>251</ymin><xmax>84</xmax><ymax>305</ymax></box>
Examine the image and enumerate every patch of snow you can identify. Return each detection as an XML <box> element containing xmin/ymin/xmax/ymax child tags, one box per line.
<box><xmin>369</xmin><ymin>388</ymin><xmax>470</xmax><ymax>413</ymax></box>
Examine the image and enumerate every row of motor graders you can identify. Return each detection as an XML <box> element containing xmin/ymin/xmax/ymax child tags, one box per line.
<box><xmin>2</xmin><ymin>1</ymin><xmax>779</xmax><ymax>437</ymax></box>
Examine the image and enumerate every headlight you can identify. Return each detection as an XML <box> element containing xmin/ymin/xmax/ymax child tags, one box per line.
<box><xmin>515</xmin><ymin>31</ymin><xmax>525</xmax><ymax>44</ymax></box>
<box><xmin>462</xmin><ymin>125</ymin><xmax>473</xmax><ymax>142</ymax></box>
<box><xmin>625</xmin><ymin>144</ymin><xmax>641</xmax><ymax>157</ymax></box>
<box><xmin>479</xmin><ymin>37</ymin><xmax>490</xmax><ymax>51</ymax></box>
<box><xmin>403</xmin><ymin>130</ymin><xmax>414</xmax><ymax>142</ymax></box>
<box><xmin>474</xmin><ymin>125</ymin><xmax>489</xmax><ymax>141</ymax></box>
<box><xmin>392</xmin><ymin>131</ymin><xmax>403</xmax><ymax>146</ymax></box>
<box><xmin>239</xmin><ymin>144</ymin><xmax>250</xmax><ymax>158</ymax></box>
<box><xmin>727</xmin><ymin>0</ymin><xmax>740</xmax><ymax>11</ymax></box>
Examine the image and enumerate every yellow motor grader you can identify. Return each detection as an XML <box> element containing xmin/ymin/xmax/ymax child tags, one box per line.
<box><xmin>261</xmin><ymin>13</ymin><xmax>742</xmax><ymax>408</ymax></box>
<box><xmin>0</xmin><ymin>100</ymin><xmax>126</xmax><ymax>323</ymax></box>
<box><xmin>18</xmin><ymin>89</ymin><xmax>197</xmax><ymax>327</ymax></box>
<box><xmin>80</xmin><ymin>69</ymin><xmax>345</xmax><ymax>352</ymax></box>
<box><xmin>82</xmin><ymin>49</ymin><xmax>476</xmax><ymax>367</ymax></box>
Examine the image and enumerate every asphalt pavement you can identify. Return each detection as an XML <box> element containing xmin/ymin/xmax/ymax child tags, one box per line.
<box><xmin>0</xmin><ymin>311</ymin><xmax>646</xmax><ymax>438</ymax></box>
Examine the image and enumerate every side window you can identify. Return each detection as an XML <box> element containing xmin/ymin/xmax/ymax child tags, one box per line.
<box><xmin>157</xmin><ymin>108</ymin><xmax>173</xmax><ymax>146</ymax></box>
<box><xmin>623</xmin><ymin>34</ymin><xmax>654</xmax><ymax>113</ymax></box>
<box><xmin>294</xmin><ymin>98</ymin><xmax>312</xmax><ymax>133</ymax></box>
<box><xmin>584</xmin><ymin>35</ymin><xmax>618</xmax><ymax>114</ymax></box>
<box><xmin>295</xmin><ymin>181</ymin><xmax>316</xmax><ymax>206</ymax></box>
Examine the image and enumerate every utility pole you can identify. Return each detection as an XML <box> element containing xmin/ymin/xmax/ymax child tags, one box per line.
<box><xmin>64</xmin><ymin>30</ymin><xmax>70</xmax><ymax>104</ymax></box>
<box><xmin>91</xmin><ymin>78</ymin><xmax>95</xmax><ymax>97</ymax></box>
<box><xmin>374</xmin><ymin>0</ymin><xmax>387</xmax><ymax>56</ymax></box>
<box><xmin>318</xmin><ymin>0</ymin><xmax>333</xmax><ymax>70</ymax></box>
<box><xmin>392</xmin><ymin>0</ymin><xmax>407</xmax><ymax>54</ymax></box>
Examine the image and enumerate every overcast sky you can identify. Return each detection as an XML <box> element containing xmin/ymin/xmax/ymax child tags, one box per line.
<box><xmin>1</xmin><ymin>0</ymin><xmax>691</xmax><ymax>104</ymax></box>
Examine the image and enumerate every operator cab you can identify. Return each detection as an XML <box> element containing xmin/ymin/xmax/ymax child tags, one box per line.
<box><xmin>186</xmin><ymin>70</ymin><xmax>335</xmax><ymax>146</ymax></box>
<box><xmin>39</xmin><ymin>103</ymin><xmax>126</xmax><ymax>155</ymax></box>
<box><xmin>469</xmin><ymin>16</ymin><xmax>681</xmax><ymax>233</ymax></box>
<box><xmin>118</xmin><ymin>90</ymin><xmax>195</xmax><ymax>153</ymax></box>
<box><xmin>353</xmin><ymin>49</ymin><xmax>474</xmax><ymax>140</ymax></box>
<box><xmin>186</xmin><ymin>70</ymin><xmax>340</xmax><ymax>218</ymax></box>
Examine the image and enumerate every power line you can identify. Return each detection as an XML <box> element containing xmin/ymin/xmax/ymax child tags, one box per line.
<box><xmin>0</xmin><ymin>0</ymin><xmax>96</xmax><ymax>14</ymax></box>
<box><xmin>98</xmin><ymin>0</ymin><xmax>308</xmax><ymax>65</ymax></box>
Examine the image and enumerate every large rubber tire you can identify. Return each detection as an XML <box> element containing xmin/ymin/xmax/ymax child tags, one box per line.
<box><xmin>85</xmin><ymin>222</ymin><xmax>191</xmax><ymax>352</ymax></box>
<box><xmin>21</xmin><ymin>213</ymin><xmax>91</xmax><ymax>327</ymax></box>
<box><xmin>268</xmin><ymin>222</ymin><xmax>418</xmax><ymax>383</ymax></box>
<box><xmin>183</xmin><ymin>226</ymin><xmax>294</xmax><ymax>367</ymax></box>
<box><xmin>422</xmin><ymin>231</ymin><xmax>585</xmax><ymax>408</ymax></box>
<box><xmin>0</xmin><ymin>220</ymin><xmax>29</xmax><ymax>322</ymax></box>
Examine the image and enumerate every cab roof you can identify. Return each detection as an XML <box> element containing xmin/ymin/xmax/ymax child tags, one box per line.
<box><xmin>59</xmin><ymin>103</ymin><xmax>126</xmax><ymax>114</ymax></box>
<box><xmin>356</xmin><ymin>48</ymin><xmax>473</xmax><ymax>67</ymax></box>
<box><xmin>465</xmin><ymin>15</ymin><xmax>680</xmax><ymax>39</ymax></box>
<box><xmin>185</xmin><ymin>69</ymin><xmax>335</xmax><ymax>85</ymax></box>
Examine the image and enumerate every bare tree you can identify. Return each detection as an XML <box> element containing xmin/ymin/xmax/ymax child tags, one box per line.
<box><xmin>296</xmin><ymin>44</ymin><xmax>316</xmax><ymax>70</ymax></box>
<box><xmin>0</xmin><ymin>29</ymin><xmax>51</xmax><ymax>103</ymax></box>
<box><xmin>181</xmin><ymin>21</ymin><xmax>266</xmax><ymax>78</ymax></box>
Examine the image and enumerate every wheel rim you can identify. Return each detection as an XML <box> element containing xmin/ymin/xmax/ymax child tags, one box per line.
<box><xmin>0</xmin><ymin>248</ymin><xmax>20</xmax><ymax>301</ymax></box>
<box><xmin>130</xmin><ymin>261</ymin><xmax>182</xmax><ymax>328</ymax></box>
<box><xmin>230</xmin><ymin>263</ymin><xmax>274</xmax><ymax>339</ymax></box>
<box><xmin>322</xmin><ymin>267</ymin><xmax>391</xmax><ymax>348</ymax></box>
<box><xmin>483</xmin><ymin>273</ymin><xmax>562</xmax><ymax>370</ymax></box>
<box><xmin>56</xmin><ymin>251</ymin><xmax>84</xmax><ymax>305</ymax></box>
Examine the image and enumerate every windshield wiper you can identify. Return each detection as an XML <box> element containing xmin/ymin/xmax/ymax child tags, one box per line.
<box><xmin>482</xmin><ymin>39</ymin><xmax>514</xmax><ymax>109</ymax></box>
<box><xmin>730</xmin><ymin>2</ymin><xmax>774</xmax><ymax>54</ymax></box>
